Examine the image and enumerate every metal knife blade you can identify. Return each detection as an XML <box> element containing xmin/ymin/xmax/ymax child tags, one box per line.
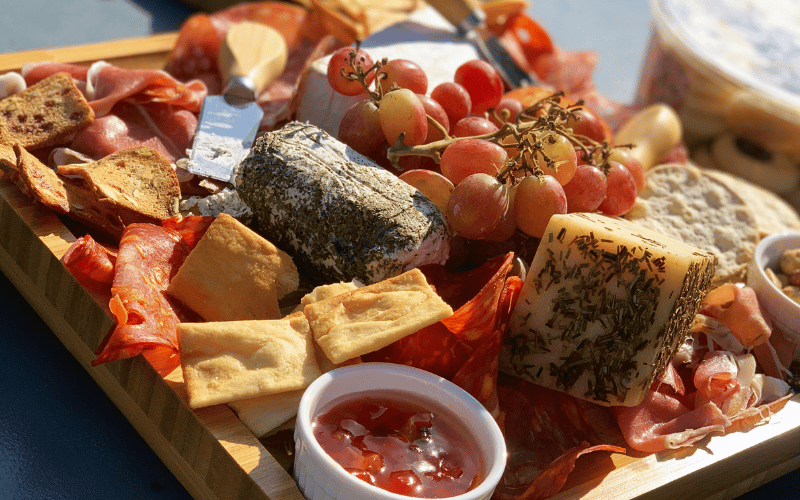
<box><xmin>427</xmin><ymin>0</ymin><xmax>535</xmax><ymax>89</ymax></box>
<box><xmin>187</xmin><ymin>22</ymin><xmax>287</xmax><ymax>182</ymax></box>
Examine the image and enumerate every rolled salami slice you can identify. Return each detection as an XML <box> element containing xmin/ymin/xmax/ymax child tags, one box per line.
<box><xmin>235</xmin><ymin>122</ymin><xmax>450</xmax><ymax>284</ymax></box>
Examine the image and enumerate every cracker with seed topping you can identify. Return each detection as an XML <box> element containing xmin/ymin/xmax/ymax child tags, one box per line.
<box><xmin>0</xmin><ymin>72</ymin><xmax>94</xmax><ymax>150</ymax></box>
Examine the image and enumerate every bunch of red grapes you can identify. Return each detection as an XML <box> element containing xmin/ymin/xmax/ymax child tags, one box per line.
<box><xmin>327</xmin><ymin>46</ymin><xmax>644</xmax><ymax>242</ymax></box>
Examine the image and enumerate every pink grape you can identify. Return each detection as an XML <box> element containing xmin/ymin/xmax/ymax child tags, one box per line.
<box><xmin>451</xmin><ymin>116</ymin><xmax>499</xmax><ymax>137</ymax></box>
<box><xmin>398</xmin><ymin>169</ymin><xmax>454</xmax><ymax>214</ymax></box>
<box><xmin>446</xmin><ymin>173</ymin><xmax>509</xmax><ymax>240</ymax></box>
<box><xmin>440</xmin><ymin>138</ymin><xmax>507</xmax><ymax>185</ymax></box>
<box><xmin>326</xmin><ymin>47</ymin><xmax>374</xmax><ymax>96</ymax></box>
<box><xmin>565</xmin><ymin>106</ymin><xmax>613</xmax><ymax>144</ymax></box>
<box><xmin>536</xmin><ymin>133</ymin><xmax>577</xmax><ymax>186</ymax></box>
<box><xmin>379</xmin><ymin>88</ymin><xmax>428</xmax><ymax>146</ymax></box>
<box><xmin>563</xmin><ymin>164</ymin><xmax>607</xmax><ymax>213</ymax></box>
<box><xmin>514</xmin><ymin>174</ymin><xmax>567</xmax><ymax>238</ymax></box>
<box><xmin>416</xmin><ymin>94</ymin><xmax>449</xmax><ymax>143</ymax></box>
<box><xmin>378</xmin><ymin>59</ymin><xmax>428</xmax><ymax>95</ymax></box>
<box><xmin>490</xmin><ymin>97</ymin><xmax>523</xmax><ymax>127</ymax></box>
<box><xmin>454</xmin><ymin>60</ymin><xmax>504</xmax><ymax>115</ymax></box>
<box><xmin>598</xmin><ymin>161</ymin><xmax>638</xmax><ymax>216</ymax></box>
<box><xmin>484</xmin><ymin>183</ymin><xmax>518</xmax><ymax>241</ymax></box>
<box><xmin>608</xmin><ymin>148</ymin><xmax>645</xmax><ymax>193</ymax></box>
<box><xmin>338</xmin><ymin>100</ymin><xmax>384</xmax><ymax>156</ymax></box>
<box><xmin>430</xmin><ymin>82</ymin><xmax>472</xmax><ymax>126</ymax></box>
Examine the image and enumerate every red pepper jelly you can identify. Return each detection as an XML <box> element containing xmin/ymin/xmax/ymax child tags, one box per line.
<box><xmin>312</xmin><ymin>393</ymin><xmax>483</xmax><ymax>498</ymax></box>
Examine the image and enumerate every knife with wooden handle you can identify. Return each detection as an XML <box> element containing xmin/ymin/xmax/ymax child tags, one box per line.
<box><xmin>188</xmin><ymin>21</ymin><xmax>288</xmax><ymax>182</ymax></box>
<box><xmin>426</xmin><ymin>0</ymin><xmax>534</xmax><ymax>89</ymax></box>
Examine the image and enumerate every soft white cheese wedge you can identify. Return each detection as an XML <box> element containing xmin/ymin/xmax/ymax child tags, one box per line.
<box><xmin>500</xmin><ymin>212</ymin><xmax>718</xmax><ymax>407</ymax></box>
<box><xmin>294</xmin><ymin>6</ymin><xmax>480</xmax><ymax>135</ymax></box>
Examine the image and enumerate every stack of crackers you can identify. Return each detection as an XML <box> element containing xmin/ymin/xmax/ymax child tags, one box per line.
<box><xmin>169</xmin><ymin>213</ymin><xmax>454</xmax><ymax>437</ymax></box>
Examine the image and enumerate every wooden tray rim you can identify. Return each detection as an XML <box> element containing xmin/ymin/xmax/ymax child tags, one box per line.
<box><xmin>0</xmin><ymin>34</ymin><xmax>798</xmax><ymax>500</ymax></box>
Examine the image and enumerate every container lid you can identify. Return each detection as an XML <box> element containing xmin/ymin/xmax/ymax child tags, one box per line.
<box><xmin>651</xmin><ymin>0</ymin><xmax>800</xmax><ymax>110</ymax></box>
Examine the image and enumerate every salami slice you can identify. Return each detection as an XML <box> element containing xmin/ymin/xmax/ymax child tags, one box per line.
<box><xmin>61</xmin><ymin>234</ymin><xmax>117</xmax><ymax>289</ymax></box>
<box><xmin>494</xmin><ymin>375</ymin><xmax>625</xmax><ymax>500</ymax></box>
<box><xmin>92</xmin><ymin>223</ymin><xmax>191</xmax><ymax>370</ymax></box>
<box><xmin>363</xmin><ymin>253</ymin><xmax>519</xmax><ymax>402</ymax></box>
<box><xmin>161</xmin><ymin>215</ymin><xmax>215</xmax><ymax>249</ymax></box>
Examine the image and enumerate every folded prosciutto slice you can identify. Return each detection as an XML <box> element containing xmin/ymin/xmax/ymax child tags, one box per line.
<box><xmin>92</xmin><ymin>223</ymin><xmax>191</xmax><ymax>370</ymax></box>
<box><xmin>21</xmin><ymin>61</ymin><xmax>207</xmax><ymax>163</ymax></box>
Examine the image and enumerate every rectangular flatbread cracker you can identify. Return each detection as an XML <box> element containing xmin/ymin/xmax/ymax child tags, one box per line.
<box><xmin>303</xmin><ymin>268</ymin><xmax>453</xmax><ymax>364</ymax></box>
<box><xmin>179</xmin><ymin>314</ymin><xmax>320</xmax><ymax>408</ymax></box>
<box><xmin>167</xmin><ymin>213</ymin><xmax>298</xmax><ymax>321</ymax></box>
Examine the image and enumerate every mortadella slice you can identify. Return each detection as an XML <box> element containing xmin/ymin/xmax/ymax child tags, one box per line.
<box><xmin>235</xmin><ymin>122</ymin><xmax>449</xmax><ymax>285</ymax></box>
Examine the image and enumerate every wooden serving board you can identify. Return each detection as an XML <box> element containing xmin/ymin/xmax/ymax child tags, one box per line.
<box><xmin>0</xmin><ymin>34</ymin><xmax>798</xmax><ymax>500</ymax></box>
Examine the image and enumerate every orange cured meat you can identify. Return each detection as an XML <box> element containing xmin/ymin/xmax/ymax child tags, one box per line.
<box><xmin>61</xmin><ymin>234</ymin><xmax>117</xmax><ymax>290</ymax></box>
<box><xmin>161</xmin><ymin>215</ymin><xmax>216</xmax><ymax>249</ymax></box>
<box><xmin>363</xmin><ymin>253</ymin><xmax>517</xmax><ymax>381</ymax></box>
<box><xmin>493</xmin><ymin>375</ymin><xmax>625</xmax><ymax>500</ymax></box>
<box><xmin>92</xmin><ymin>223</ymin><xmax>191</xmax><ymax>369</ymax></box>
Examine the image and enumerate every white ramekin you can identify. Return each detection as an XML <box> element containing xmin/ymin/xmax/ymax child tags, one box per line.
<box><xmin>746</xmin><ymin>232</ymin><xmax>800</xmax><ymax>345</ymax></box>
<box><xmin>293</xmin><ymin>363</ymin><xmax>507</xmax><ymax>500</ymax></box>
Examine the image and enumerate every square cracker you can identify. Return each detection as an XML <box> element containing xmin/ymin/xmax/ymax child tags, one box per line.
<box><xmin>167</xmin><ymin>213</ymin><xmax>299</xmax><ymax>321</ymax></box>
<box><xmin>303</xmin><ymin>268</ymin><xmax>453</xmax><ymax>364</ymax></box>
<box><xmin>179</xmin><ymin>314</ymin><xmax>321</xmax><ymax>408</ymax></box>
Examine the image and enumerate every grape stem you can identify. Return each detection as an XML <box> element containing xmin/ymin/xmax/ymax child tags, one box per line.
<box><xmin>341</xmin><ymin>46</ymin><xmax>626</xmax><ymax>180</ymax></box>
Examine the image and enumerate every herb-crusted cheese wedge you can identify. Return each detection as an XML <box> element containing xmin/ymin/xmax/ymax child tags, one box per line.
<box><xmin>500</xmin><ymin>212</ymin><xmax>717</xmax><ymax>407</ymax></box>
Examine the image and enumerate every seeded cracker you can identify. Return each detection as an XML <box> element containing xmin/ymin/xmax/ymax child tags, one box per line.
<box><xmin>624</xmin><ymin>162</ymin><xmax>758</xmax><ymax>285</ymax></box>
<box><xmin>0</xmin><ymin>72</ymin><xmax>94</xmax><ymax>150</ymax></box>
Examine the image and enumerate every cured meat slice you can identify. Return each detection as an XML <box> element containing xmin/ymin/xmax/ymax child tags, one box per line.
<box><xmin>363</xmin><ymin>253</ymin><xmax>516</xmax><ymax>379</ymax></box>
<box><xmin>161</xmin><ymin>215</ymin><xmax>215</xmax><ymax>249</ymax></box>
<box><xmin>61</xmin><ymin>234</ymin><xmax>117</xmax><ymax>289</ymax></box>
<box><xmin>70</xmin><ymin>101</ymin><xmax>197</xmax><ymax>163</ymax></box>
<box><xmin>87</xmin><ymin>62</ymin><xmax>206</xmax><ymax>117</ymax></box>
<box><xmin>22</xmin><ymin>62</ymin><xmax>90</xmax><ymax>86</ymax></box>
<box><xmin>92</xmin><ymin>223</ymin><xmax>191</xmax><ymax>370</ymax></box>
<box><xmin>493</xmin><ymin>375</ymin><xmax>625</xmax><ymax>500</ymax></box>
<box><xmin>700</xmin><ymin>284</ymin><xmax>771</xmax><ymax>347</ymax></box>
<box><xmin>235</xmin><ymin>122</ymin><xmax>449</xmax><ymax>285</ymax></box>
<box><xmin>22</xmin><ymin>62</ymin><xmax>207</xmax><ymax>118</ymax></box>
<box><xmin>18</xmin><ymin>62</ymin><xmax>205</xmax><ymax>163</ymax></box>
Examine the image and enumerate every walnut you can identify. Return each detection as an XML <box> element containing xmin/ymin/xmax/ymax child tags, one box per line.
<box><xmin>781</xmin><ymin>285</ymin><xmax>800</xmax><ymax>305</ymax></box>
<box><xmin>778</xmin><ymin>248</ymin><xmax>800</xmax><ymax>275</ymax></box>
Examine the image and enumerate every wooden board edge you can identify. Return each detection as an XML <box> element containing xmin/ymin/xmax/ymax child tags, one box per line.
<box><xmin>551</xmin><ymin>398</ymin><xmax>800</xmax><ymax>499</ymax></box>
<box><xmin>0</xmin><ymin>33</ymin><xmax>179</xmax><ymax>73</ymax></box>
<box><xmin>0</xmin><ymin>178</ymin><xmax>303</xmax><ymax>500</ymax></box>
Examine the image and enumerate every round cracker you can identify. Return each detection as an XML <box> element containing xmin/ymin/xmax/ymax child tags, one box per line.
<box><xmin>702</xmin><ymin>168</ymin><xmax>800</xmax><ymax>238</ymax></box>
<box><xmin>624</xmin><ymin>162</ymin><xmax>759</xmax><ymax>285</ymax></box>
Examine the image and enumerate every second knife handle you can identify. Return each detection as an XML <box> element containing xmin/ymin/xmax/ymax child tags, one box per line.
<box><xmin>426</xmin><ymin>0</ymin><xmax>486</xmax><ymax>35</ymax></box>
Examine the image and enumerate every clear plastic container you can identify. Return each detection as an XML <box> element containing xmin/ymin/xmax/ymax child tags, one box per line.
<box><xmin>637</xmin><ymin>0</ymin><xmax>800</xmax><ymax>199</ymax></box>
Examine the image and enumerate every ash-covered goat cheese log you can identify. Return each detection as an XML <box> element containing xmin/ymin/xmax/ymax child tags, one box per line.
<box><xmin>500</xmin><ymin>212</ymin><xmax>717</xmax><ymax>407</ymax></box>
<box><xmin>234</xmin><ymin>122</ymin><xmax>449</xmax><ymax>284</ymax></box>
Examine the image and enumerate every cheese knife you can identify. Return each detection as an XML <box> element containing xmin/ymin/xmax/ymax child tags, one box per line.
<box><xmin>187</xmin><ymin>21</ymin><xmax>288</xmax><ymax>182</ymax></box>
<box><xmin>426</xmin><ymin>0</ymin><xmax>534</xmax><ymax>89</ymax></box>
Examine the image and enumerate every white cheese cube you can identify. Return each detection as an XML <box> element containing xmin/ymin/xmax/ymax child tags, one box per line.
<box><xmin>500</xmin><ymin>212</ymin><xmax>717</xmax><ymax>406</ymax></box>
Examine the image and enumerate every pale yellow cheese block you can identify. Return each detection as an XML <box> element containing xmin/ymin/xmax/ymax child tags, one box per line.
<box><xmin>179</xmin><ymin>314</ymin><xmax>321</xmax><ymax>409</ymax></box>
<box><xmin>304</xmin><ymin>268</ymin><xmax>453</xmax><ymax>364</ymax></box>
<box><xmin>501</xmin><ymin>212</ymin><xmax>717</xmax><ymax>407</ymax></box>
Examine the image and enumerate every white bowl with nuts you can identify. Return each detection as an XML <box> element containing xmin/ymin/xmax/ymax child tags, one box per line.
<box><xmin>747</xmin><ymin>232</ymin><xmax>800</xmax><ymax>343</ymax></box>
